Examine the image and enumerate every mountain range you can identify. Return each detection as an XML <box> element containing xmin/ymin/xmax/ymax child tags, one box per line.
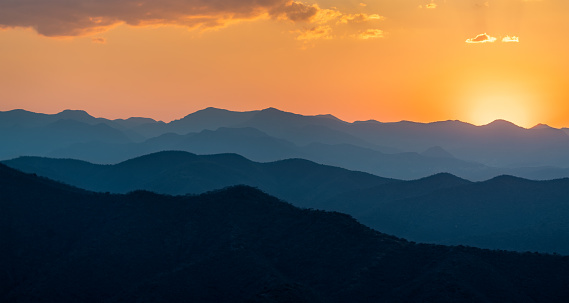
<box><xmin>1</xmin><ymin>163</ymin><xmax>568</xmax><ymax>302</ymax></box>
<box><xmin>5</xmin><ymin>151</ymin><xmax>569</xmax><ymax>254</ymax></box>
<box><xmin>3</xmin><ymin>107</ymin><xmax>569</xmax><ymax>180</ymax></box>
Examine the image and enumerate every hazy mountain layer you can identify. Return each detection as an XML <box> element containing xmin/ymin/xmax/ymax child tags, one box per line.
<box><xmin>3</xmin><ymin>151</ymin><xmax>393</xmax><ymax>204</ymax></box>
<box><xmin>2</xmin><ymin>107</ymin><xmax>569</xmax><ymax>180</ymax></box>
<box><xmin>1</xmin><ymin>164</ymin><xmax>568</xmax><ymax>302</ymax></box>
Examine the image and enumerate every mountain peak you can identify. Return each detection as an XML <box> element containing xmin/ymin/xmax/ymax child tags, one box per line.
<box><xmin>259</xmin><ymin>107</ymin><xmax>290</xmax><ymax>115</ymax></box>
<box><xmin>418</xmin><ymin>172</ymin><xmax>471</xmax><ymax>184</ymax></box>
<box><xmin>530</xmin><ymin>123</ymin><xmax>554</xmax><ymax>130</ymax></box>
<box><xmin>56</xmin><ymin>109</ymin><xmax>94</xmax><ymax>120</ymax></box>
<box><xmin>315</xmin><ymin>113</ymin><xmax>343</xmax><ymax>122</ymax></box>
<box><xmin>482</xmin><ymin>119</ymin><xmax>522</xmax><ymax>129</ymax></box>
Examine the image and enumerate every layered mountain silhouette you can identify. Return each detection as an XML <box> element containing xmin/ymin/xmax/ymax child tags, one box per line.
<box><xmin>3</xmin><ymin>151</ymin><xmax>392</xmax><ymax>204</ymax></box>
<box><xmin>1</xmin><ymin>163</ymin><xmax>568</xmax><ymax>302</ymax></box>
<box><xmin>3</xmin><ymin>107</ymin><xmax>569</xmax><ymax>180</ymax></box>
<box><xmin>5</xmin><ymin>151</ymin><xmax>569</xmax><ymax>254</ymax></box>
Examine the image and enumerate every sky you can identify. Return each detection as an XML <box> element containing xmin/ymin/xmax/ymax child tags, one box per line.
<box><xmin>1</xmin><ymin>0</ymin><xmax>568</xmax><ymax>128</ymax></box>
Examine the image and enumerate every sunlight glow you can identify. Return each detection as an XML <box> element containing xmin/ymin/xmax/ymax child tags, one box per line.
<box><xmin>468</xmin><ymin>93</ymin><xmax>532</xmax><ymax>127</ymax></box>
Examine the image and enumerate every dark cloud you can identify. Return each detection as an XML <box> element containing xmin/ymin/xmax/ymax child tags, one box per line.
<box><xmin>270</xmin><ymin>1</ymin><xmax>318</xmax><ymax>22</ymax></box>
<box><xmin>0</xmin><ymin>0</ymin><xmax>292</xmax><ymax>37</ymax></box>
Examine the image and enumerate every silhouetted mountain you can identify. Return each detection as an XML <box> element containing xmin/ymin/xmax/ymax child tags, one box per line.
<box><xmin>531</xmin><ymin>123</ymin><xmax>555</xmax><ymax>130</ymax></box>
<box><xmin>1</xmin><ymin>164</ymin><xmax>568</xmax><ymax>302</ymax></box>
<box><xmin>326</xmin><ymin>174</ymin><xmax>569</xmax><ymax>254</ymax></box>
<box><xmin>301</xmin><ymin>142</ymin><xmax>490</xmax><ymax>180</ymax></box>
<box><xmin>347</xmin><ymin>118</ymin><xmax>569</xmax><ymax>168</ymax></box>
<box><xmin>43</xmin><ymin>126</ymin><xmax>505</xmax><ymax>180</ymax></box>
<box><xmin>3</xmin><ymin>151</ymin><xmax>393</xmax><ymax>204</ymax></box>
<box><xmin>0</xmin><ymin>109</ymin><xmax>149</xmax><ymax>160</ymax></box>
<box><xmin>0</xmin><ymin>118</ymin><xmax>134</xmax><ymax>161</ymax></box>
<box><xmin>235</xmin><ymin>108</ymin><xmax>393</xmax><ymax>151</ymax></box>
<box><xmin>3</xmin><ymin>107</ymin><xmax>569</xmax><ymax>179</ymax></box>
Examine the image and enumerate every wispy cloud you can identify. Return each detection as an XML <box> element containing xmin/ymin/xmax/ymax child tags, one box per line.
<box><xmin>502</xmin><ymin>36</ymin><xmax>519</xmax><ymax>43</ymax></box>
<box><xmin>292</xmin><ymin>25</ymin><xmax>333</xmax><ymax>41</ymax></box>
<box><xmin>418</xmin><ymin>1</ymin><xmax>438</xmax><ymax>9</ymax></box>
<box><xmin>356</xmin><ymin>29</ymin><xmax>384</xmax><ymax>40</ymax></box>
<box><xmin>92</xmin><ymin>37</ymin><xmax>107</xmax><ymax>44</ymax></box>
<box><xmin>339</xmin><ymin>14</ymin><xmax>383</xmax><ymax>24</ymax></box>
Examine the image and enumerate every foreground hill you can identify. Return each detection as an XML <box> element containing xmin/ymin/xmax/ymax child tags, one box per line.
<box><xmin>1</xmin><ymin>164</ymin><xmax>568</xmax><ymax>302</ymax></box>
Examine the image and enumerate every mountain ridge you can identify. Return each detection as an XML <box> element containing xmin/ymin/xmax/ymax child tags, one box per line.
<box><xmin>5</xmin><ymin>151</ymin><xmax>569</xmax><ymax>254</ymax></box>
<box><xmin>1</xmin><ymin>162</ymin><xmax>568</xmax><ymax>302</ymax></box>
<box><xmin>3</xmin><ymin>107</ymin><xmax>569</xmax><ymax>179</ymax></box>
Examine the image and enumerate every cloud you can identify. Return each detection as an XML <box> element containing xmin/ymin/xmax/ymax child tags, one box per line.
<box><xmin>292</xmin><ymin>25</ymin><xmax>333</xmax><ymax>40</ymax></box>
<box><xmin>356</xmin><ymin>29</ymin><xmax>384</xmax><ymax>40</ymax></box>
<box><xmin>0</xmin><ymin>0</ymin><xmax>385</xmax><ymax>44</ymax></box>
<box><xmin>474</xmin><ymin>1</ymin><xmax>490</xmax><ymax>8</ymax></box>
<box><xmin>359</xmin><ymin>3</ymin><xmax>367</xmax><ymax>7</ymax></box>
<box><xmin>0</xmin><ymin>0</ymin><xmax>295</xmax><ymax>37</ymax></box>
<box><xmin>418</xmin><ymin>1</ymin><xmax>438</xmax><ymax>9</ymax></box>
<box><xmin>92</xmin><ymin>37</ymin><xmax>107</xmax><ymax>44</ymax></box>
<box><xmin>465</xmin><ymin>33</ymin><xmax>497</xmax><ymax>43</ymax></box>
<box><xmin>502</xmin><ymin>36</ymin><xmax>519</xmax><ymax>43</ymax></box>
<box><xmin>339</xmin><ymin>14</ymin><xmax>383</xmax><ymax>24</ymax></box>
<box><xmin>271</xmin><ymin>1</ymin><xmax>319</xmax><ymax>22</ymax></box>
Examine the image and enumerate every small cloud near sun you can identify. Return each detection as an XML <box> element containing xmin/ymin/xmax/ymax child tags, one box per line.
<box><xmin>502</xmin><ymin>36</ymin><xmax>519</xmax><ymax>43</ymax></box>
<box><xmin>419</xmin><ymin>1</ymin><xmax>437</xmax><ymax>9</ymax></box>
<box><xmin>356</xmin><ymin>29</ymin><xmax>384</xmax><ymax>40</ymax></box>
<box><xmin>359</xmin><ymin>3</ymin><xmax>367</xmax><ymax>7</ymax></box>
<box><xmin>466</xmin><ymin>33</ymin><xmax>497</xmax><ymax>44</ymax></box>
<box><xmin>92</xmin><ymin>37</ymin><xmax>106</xmax><ymax>44</ymax></box>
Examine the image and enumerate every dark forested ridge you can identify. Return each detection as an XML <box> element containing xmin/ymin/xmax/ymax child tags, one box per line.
<box><xmin>5</xmin><ymin>152</ymin><xmax>569</xmax><ymax>254</ymax></box>
<box><xmin>1</xmin><ymin>163</ymin><xmax>568</xmax><ymax>302</ymax></box>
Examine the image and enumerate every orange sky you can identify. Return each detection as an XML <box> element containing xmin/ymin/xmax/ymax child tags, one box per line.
<box><xmin>1</xmin><ymin>0</ymin><xmax>568</xmax><ymax>128</ymax></box>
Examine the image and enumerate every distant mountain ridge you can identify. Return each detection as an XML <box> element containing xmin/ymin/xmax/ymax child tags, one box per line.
<box><xmin>1</xmin><ymin>163</ymin><xmax>568</xmax><ymax>302</ymax></box>
<box><xmin>2</xmin><ymin>107</ymin><xmax>569</xmax><ymax>180</ymax></box>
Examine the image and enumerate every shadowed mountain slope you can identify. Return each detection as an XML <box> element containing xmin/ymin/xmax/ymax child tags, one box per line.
<box><xmin>5</xmin><ymin>152</ymin><xmax>569</xmax><ymax>254</ymax></box>
<box><xmin>326</xmin><ymin>174</ymin><xmax>569</xmax><ymax>254</ymax></box>
<box><xmin>3</xmin><ymin>151</ymin><xmax>393</xmax><ymax>204</ymax></box>
<box><xmin>1</xmin><ymin>164</ymin><xmax>568</xmax><ymax>302</ymax></box>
